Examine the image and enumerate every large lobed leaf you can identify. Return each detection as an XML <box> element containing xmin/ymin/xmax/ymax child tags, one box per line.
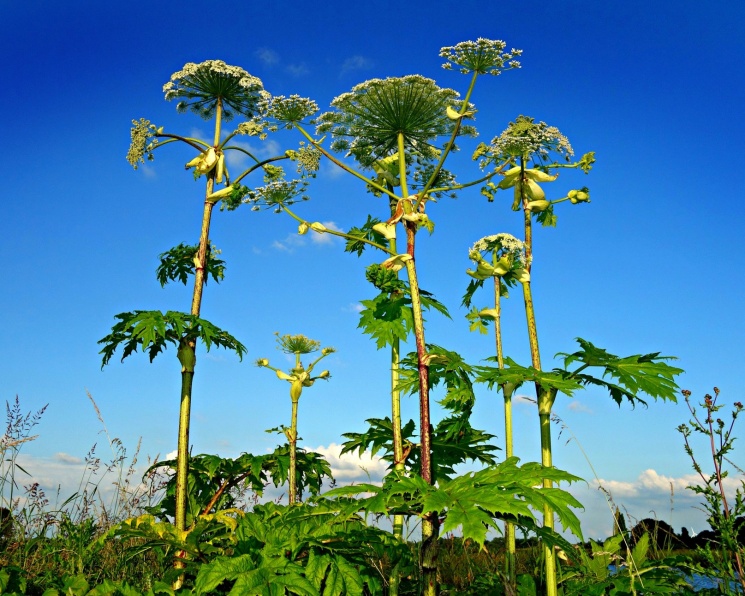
<box><xmin>556</xmin><ymin>337</ymin><xmax>683</xmax><ymax>406</ymax></box>
<box><xmin>98</xmin><ymin>310</ymin><xmax>246</xmax><ymax>367</ymax></box>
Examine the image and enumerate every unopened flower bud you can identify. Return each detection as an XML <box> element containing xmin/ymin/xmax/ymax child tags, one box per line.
<box><xmin>298</xmin><ymin>222</ymin><xmax>309</xmax><ymax>235</ymax></box>
<box><xmin>527</xmin><ymin>200</ymin><xmax>550</xmax><ymax>212</ymax></box>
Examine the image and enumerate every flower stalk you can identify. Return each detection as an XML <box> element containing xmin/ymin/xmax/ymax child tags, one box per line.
<box><xmin>257</xmin><ymin>335</ymin><xmax>333</xmax><ymax>504</ymax></box>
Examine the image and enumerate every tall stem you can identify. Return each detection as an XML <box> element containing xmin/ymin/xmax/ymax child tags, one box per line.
<box><xmin>494</xmin><ymin>276</ymin><xmax>517</xmax><ymax>585</ymax></box>
<box><xmin>389</xmin><ymin>226</ymin><xmax>405</xmax><ymax>596</ymax></box>
<box><xmin>174</xmin><ymin>98</ymin><xmax>223</xmax><ymax>536</ymax></box>
<box><xmin>289</xmin><ymin>396</ymin><xmax>299</xmax><ymax>504</ymax></box>
<box><xmin>403</xmin><ymin>232</ymin><xmax>438</xmax><ymax>596</ymax></box>
<box><xmin>519</xmin><ymin>159</ymin><xmax>558</xmax><ymax>596</ymax></box>
<box><xmin>398</xmin><ymin>133</ymin><xmax>438</xmax><ymax>596</ymax></box>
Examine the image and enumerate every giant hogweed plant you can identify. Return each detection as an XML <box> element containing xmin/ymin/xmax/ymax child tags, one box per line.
<box><xmin>256</xmin><ymin>333</ymin><xmax>334</xmax><ymax>505</ymax></box>
<box><xmin>472</xmin><ymin>116</ymin><xmax>683</xmax><ymax>595</ymax></box>
<box><xmin>101</xmin><ymin>60</ymin><xmax>306</xmax><ymax>542</ymax></box>
<box><xmin>462</xmin><ymin>232</ymin><xmax>528</xmax><ymax>585</ymax></box>
<box><xmin>255</xmin><ymin>40</ymin><xmax>590</xmax><ymax>595</ymax></box>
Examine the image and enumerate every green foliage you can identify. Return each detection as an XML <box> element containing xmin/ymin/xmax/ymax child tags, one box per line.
<box><xmin>475</xmin><ymin>356</ymin><xmax>583</xmax><ymax>397</ymax></box>
<box><xmin>559</xmin><ymin>533</ymin><xmax>691</xmax><ymax>595</ymax></box>
<box><xmin>535</xmin><ymin>203</ymin><xmax>558</xmax><ymax>227</ymax></box>
<box><xmin>261</xmin><ymin>441</ymin><xmax>334</xmax><ymax>501</ymax></box>
<box><xmin>358</xmin><ymin>286</ymin><xmax>449</xmax><ymax>350</ymax></box>
<box><xmin>343</xmin><ymin>216</ymin><xmax>387</xmax><ymax>256</ymax></box>
<box><xmin>146</xmin><ymin>453</ymin><xmax>269</xmax><ymax>527</ymax></box>
<box><xmin>339</xmin><ymin>417</ymin><xmax>407</xmax><ymax>466</ymax></box>
<box><xmin>341</xmin><ymin>414</ymin><xmax>498</xmax><ymax>482</ymax></box>
<box><xmin>678</xmin><ymin>388</ymin><xmax>745</xmax><ymax>593</ymax></box>
<box><xmin>156</xmin><ymin>242</ymin><xmax>226</xmax><ymax>287</ymax></box>
<box><xmin>146</xmin><ymin>446</ymin><xmax>333</xmax><ymax>526</ymax></box>
<box><xmin>399</xmin><ymin>344</ymin><xmax>476</xmax><ymax>412</ymax></box>
<box><xmin>98</xmin><ymin>310</ymin><xmax>246</xmax><ymax>366</ymax></box>
<box><xmin>365</xmin><ymin>263</ymin><xmax>405</xmax><ymax>293</ymax></box>
<box><xmin>326</xmin><ymin>458</ymin><xmax>584</xmax><ymax>549</ymax></box>
<box><xmin>193</xmin><ymin>501</ymin><xmax>412</xmax><ymax>595</ymax></box>
<box><xmin>557</xmin><ymin>338</ymin><xmax>683</xmax><ymax>406</ymax></box>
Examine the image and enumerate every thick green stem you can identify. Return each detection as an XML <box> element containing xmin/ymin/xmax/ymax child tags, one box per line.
<box><xmin>494</xmin><ymin>277</ymin><xmax>517</xmax><ymax>585</ymax></box>
<box><xmin>389</xmin><ymin>229</ymin><xmax>404</xmax><ymax>596</ymax></box>
<box><xmin>175</xmin><ymin>367</ymin><xmax>193</xmax><ymax>531</ymax></box>
<box><xmin>520</xmin><ymin>158</ymin><xmax>558</xmax><ymax>596</ymax></box>
<box><xmin>289</xmin><ymin>397</ymin><xmax>299</xmax><ymax>505</ymax></box>
<box><xmin>174</xmin><ymin>99</ymin><xmax>223</xmax><ymax>540</ymax></box>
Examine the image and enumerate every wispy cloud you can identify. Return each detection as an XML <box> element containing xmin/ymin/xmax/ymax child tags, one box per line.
<box><xmin>343</xmin><ymin>303</ymin><xmax>364</xmax><ymax>313</ymax></box>
<box><xmin>272</xmin><ymin>232</ymin><xmax>306</xmax><ymax>253</ymax></box>
<box><xmin>285</xmin><ymin>63</ymin><xmax>310</xmax><ymax>77</ymax></box>
<box><xmin>340</xmin><ymin>55</ymin><xmax>373</xmax><ymax>76</ymax></box>
<box><xmin>566</xmin><ymin>400</ymin><xmax>592</xmax><ymax>414</ymax></box>
<box><xmin>54</xmin><ymin>452</ymin><xmax>83</xmax><ymax>465</ymax></box>
<box><xmin>255</xmin><ymin>47</ymin><xmax>279</xmax><ymax>67</ymax></box>
<box><xmin>320</xmin><ymin>160</ymin><xmax>347</xmax><ymax>180</ymax></box>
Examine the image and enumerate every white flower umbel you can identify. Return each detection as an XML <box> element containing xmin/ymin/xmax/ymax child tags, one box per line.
<box><xmin>163</xmin><ymin>59</ymin><xmax>269</xmax><ymax>121</ymax></box>
<box><xmin>490</xmin><ymin>115</ymin><xmax>574</xmax><ymax>162</ymax></box>
<box><xmin>440</xmin><ymin>38</ymin><xmax>522</xmax><ymax>75</ymax></box>
<box><xmin>470</xmin><ymin>233</ymin><xmax>526</xmax><ymax>262</ymax></box>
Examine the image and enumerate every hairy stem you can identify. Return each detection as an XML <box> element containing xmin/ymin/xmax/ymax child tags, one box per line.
<box><xmin>398</xmin><ymin>133</ymin><xmax>438</xmax><ymax>595</ymax></box>
<box><xmin>519</xmin><ymin>158</ymin><xmax>558</xmax><ymax>596</ymax></box>
<box><xmin>175</xmin><ymin>98</ymin><xmax>223</xmax><ymax>539</ymax></box>
<box><xmin>289</xmin><ymin>396</ymin><xmax>299</xmax><ymax>505</ymax></box>
<box><xmin>389</xmin><ymin>222</ymin><xmax>404</xmax><ymax>596</ymax></box>
<box><xmin>494</xmin><ymin>276</ymin><xmax>517</xmax><ymax>585</ymax></box>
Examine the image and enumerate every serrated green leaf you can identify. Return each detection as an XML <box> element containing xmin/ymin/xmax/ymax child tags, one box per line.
<box><xmin>556</xmin><ymin>337</ymin><xmax>683</xmax><ymax>406</ymax></box>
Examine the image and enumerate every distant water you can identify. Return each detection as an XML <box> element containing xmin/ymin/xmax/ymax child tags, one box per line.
<box><xmin>684</xmin><ymin>572</ymin><xmax>743</xmax><ymax>593</ymax></box>
<box><xmin>609</xmin><ymin>565</ymin><xmax>742</xmax><ymax>593</ymax></box>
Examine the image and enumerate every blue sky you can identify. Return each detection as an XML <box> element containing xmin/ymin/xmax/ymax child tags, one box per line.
<box><xmin>1</xmin><ymin>0</ymin><xmax>744</xmax><ymax>539</ymax></box>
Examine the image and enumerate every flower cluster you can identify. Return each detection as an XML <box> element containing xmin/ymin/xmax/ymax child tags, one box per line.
<box><xmin>243</xmin><ymin>180</ymin><xmax>310</xmax><ymax>212</ymax></box>
<box><xmin>286</xmin><ymin>142</ymin><xmax>321</xmax><ymax>177</ymax></box>
<box><xmin>126</xmin><ymin>118</ymin><xmax>159</xmax><ymax>169</ymax></box>
<box><xmin>470</xmin><ymin>233</ymin><xmax>526</xmax><ymax>263</ymax></box>
<box><xmin>467</xmin><ymin>233</ymin><xmax>529</xmax><ymax>282</ymax></box>
<box><xmin>163</xmin><ymin>60</ymin><xmax>269</xmax><ymax>121</ymax></box>
<box><xmin>489</xmin><ymin>115</ymin><xmax>574</xmax><ymax>164</ymax></box>
<box><xmin>440</xmin><ymin>39</ymin><xmax>522</xmax><ymax>75</ymax></box>
<box><xmin>267</xmin><ymin>95</ymin><xmax>319</xmax><ymax>126</ymax></box>
<box><xmin>236</xmin><ymin>118</ymin><xmax>268</xmax><ymax>139</ymax></box>
<box><xmin>316</xmin><ymin>75</ymin><xmax>461</xmax><ymax>167</ymax></box>
<box><xmin>275</xmin><ymin>333</ymin><xmax>321</xmax><ymax>355</ymax></box>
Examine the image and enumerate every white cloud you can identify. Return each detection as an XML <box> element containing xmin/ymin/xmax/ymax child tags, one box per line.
<box><xmin>320</xmin><ymin>160</ymin><xmax>347</xmax><ymax>180</ymax></box>
<box><xmin>190</xmin><ymin>127</ymin><xmax>208</xmax><ymax>141</ymax></box>
<box><xmin>343</xmin><ymin>303</ymin><xmax>364</xmax><ymax>313</ymax></box>
<box><xmin>286</xmin><ymin>63</ymin><xmax>309</xmax><ymax>77</ymax></box>
<box><xmin>311</xmin><ymin>442</ymin><xmax>388</xmax><ymax>483</ymax></box>
<box><xmin>566</xmin><ymin>400</ymin><xmax>592</xmax><ymax>414</ymax></box>
<box><xmin>255</xmin><ymin>47</ymin><xmax>279</xmax><ymax>67</ymax></box>
<box><xmin>340</xmin><ymin>55</ymin><xmax>373</xmax><ymax>76</ymax></box>
<box><xmin>272</xmin><ymin>232</ymin><xmax>307</xmax><ymax>253</ymax></box>
<box><xmin>54</xmin><ymin>452</ymin><xmax>83</xmax><ymax>465</ymax></box>
<box><xmin>140</xmin><ymin>164</ymin><xmax>156</xmax><ymax>179</ymax></box>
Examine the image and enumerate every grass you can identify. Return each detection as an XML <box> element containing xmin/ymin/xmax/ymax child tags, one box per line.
<box><xmin>1</xmin><ymin>396</ymin><xmax>742</xmax><ymax>595</ymax></box>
